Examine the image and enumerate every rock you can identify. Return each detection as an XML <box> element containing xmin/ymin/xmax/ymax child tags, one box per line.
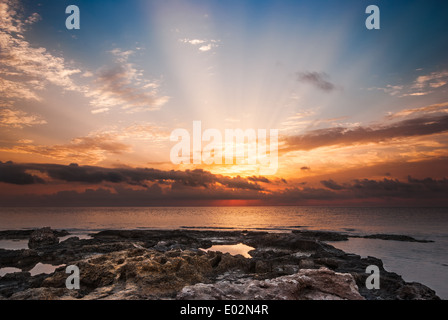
<box><xmin>60</xmin><ymin>237</ymin><xmax>80</xmax><ymax>244</ymax></box>
<box><xmin>9</xmin><ymin>287</ymin><xmax>74</xmax><ymax>300</ymax></box>
<box><xmin>209</xmin><ymin>252</ymin><xmax>250</xmax><ymax>273</ymax></box>
<box><xmin>358</xmin><ymin>234</ymin><xmax>434</xmax><ymax>243</ymax></box>
<box><xmin>314</xmin><ymin>257</ymin><xmax>341</xmax><ymax>269</ymax></box>
<box><xmin>397</xmin><ymin>282</ymin><xmax>439</xmax><ymax>300</ymax></box>
<box><xmin>299</xmin><ymin>259</ymin><xmax>315</xmax><ymax>269</ymax></box>
<box><xmin>0</xmin><ymin>229</ymin><xmax>68</xmax><ymax>240</ymax></box>
<box><xmin>0</xmin><ymin>229</ymin><xmax>440</xmax><ymax>300</ymax></box>
<box><xmin>255</xmin><ymin>260</ymin><xmax>271</xmax><ymax>273</ymax></box>
<box><xmin>39</xmin><ymin>248</ymin><xmax>216</xmax><ymax>299</ymax></box>
<box><xmin>28</xmin><ymin>228</ymin><xmax>59</xmax><ymax>249</ymax></box>
<box><xmin>292</xmin><ymin>230</ymin><xmax>349</xmax><ymax>241</ymax></box>
<box><xmin>177</xmin><ymin>267</ymin><xmax>364</xmax><ymax>300</ymax></box>
<box><xmin>246</xmin><ymin>233</ymin><xmax>323</xmax><ymax>251</ymax></box>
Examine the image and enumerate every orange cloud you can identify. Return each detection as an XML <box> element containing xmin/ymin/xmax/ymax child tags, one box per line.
<box><xmin>282</xmin><ymin>114</ymin><xmax>448</xmax><ymax>152</ymax></box>
<box><xmin>0</xmin><ymin>106</ymin><xmax>46</xmax><ymax>128</ymax></box>
<box><xmin>0</xmin><ymin>134</ymin><xmax>130</xmax><ymax>164</ymax></box>
<box><xmin>387</xmin><ymin>102</ymin><xmax>448</xmax><ymax>119</ymax></box>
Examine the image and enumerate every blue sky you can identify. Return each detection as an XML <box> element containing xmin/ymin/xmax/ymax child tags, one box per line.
<box><xmin>18</xmin><ymin>1</ymin><xmax>448</xmax><ymax>119</ymax></box>
<box><xmin>1</xmin><ymin>0</ymin><xmax>448</xmax><ymax>205</ymax></box>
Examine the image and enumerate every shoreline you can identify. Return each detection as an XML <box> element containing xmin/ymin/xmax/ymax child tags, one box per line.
<box><xmin>0</xmin><ymin>228</ymin><xmax>440</xmax><ymax>300</ymax></box>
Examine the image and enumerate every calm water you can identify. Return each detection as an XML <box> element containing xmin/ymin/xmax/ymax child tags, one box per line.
<box><xmin>0</xmin><ymin>206</ymin><xmax>447</xmax><ymax>299</ymax></box>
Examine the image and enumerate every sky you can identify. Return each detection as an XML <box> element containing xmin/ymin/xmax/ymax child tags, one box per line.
<box><xmin>1</xmin><ymin>0</ymin><xmax>448</xmax><ymax>206</ymax></box>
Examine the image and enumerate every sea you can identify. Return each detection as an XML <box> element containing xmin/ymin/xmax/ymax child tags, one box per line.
<box><xmin>0</xmin><ymin>206</ymin><xmax>447</xmax><ymax>299</ymax></box>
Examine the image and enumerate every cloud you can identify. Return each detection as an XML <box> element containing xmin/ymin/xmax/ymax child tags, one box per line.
<box><xmin>387</xmin><ymin>102</ymin><xmax>448</xmax><ymax>120</ymax></box>
<box><xmin>24</xmin><ymin>12</ymin><xmax>41</xmax><ymax>25</ymax></box>
<box><xmin>109</xmin><ymin>49</ymin><xmax>135</xmax><ymax>62</ymax></box>
<box><xmin>0</xmin><ymin>134</ymin><xmax>130</xmax><ymax>164</ymax></box>
<box><xmin>375</xmin><ymin>70</ymin><xmax>448</xmax><ymax>97</ymax></box>
<box><xmin>94</xmin><ymin>123</ymin><xmax>171</xmax><ymax>144</ymax></box>
<box><xmin>281</xmin><ymin>112</ymin><xmax>349</xmax><ymax>133</ymax></box>
<box><xmin>319</xmin><ymin>176</ymin><xmax>448</xmax><ymax>199</ymax></box>
<box><xmin>402</xmin><ymin>92</ymin><xmax>430</xmax><ymax>97</ymax></box>
<box><xmin>0</xmin><ymin>78</ymin><xmax>42</xmax><ymax>101</ymax></box>
<box><xmin>300</xmin><ymin>166</ymin><xmax>311</xmax><ymax>171</ymax></box>
<box><xmin>0</xmin><ymin>161</ymin><xmax>45</xmax><ymax>185</ymax></box>
<box><xmin>320</xmin><ymin>179</ymin><xmax>344</xmax><ymax>190</ymax></box>
<box><xmin>0</xmin><ymin>0</ymin><xmax>85</xmax><ymax>125</ymax></box>
<box><xmin>199</xmin><ymin>44</ymin><xmax>212</xmax><ymax>52</ymax></box>
<box><xmin>1</xmin><ymin>123</ymin><xmax>170</xmax><ymax>164</ymax></box>
<box><xmin>1</xmin><ymin>162</ymin><xmax>447</xmax><ymax>205</ymax></box>
<box><xmin>1</xmin><ymin>2</ymin><xmax>167</xmax><ymax>115</ymax></box>
<box><xmin>180</xmin><ymin>39</ymin><xmax>206</xmax><ymax>45</ymax></box>
<box><xmin>247</xmin><ymin>176</ymin><xmax>271</xmax><ymax>183</ymax></box>
<box><xmin>371</xmin><ymin>85</ymin><xmax>404</xmax><ymax>96</ymax></box>
<box><xmin>91</xmin><ymin>107</ymin><xmax>110</xmax><ymax>114</ymax></box>
<box><xmin>0</xmin><ymin>162</ymin><xmax>267</xmax><ymax>192</ymax></box>
<box><xmin>412</xmin><ymin>70</ymin><xmax>448</xmax><ymax>90</ymax></box>
<box><xmin>297</xmin><ymin>72</ymin><xmax>336</xmax><ymax>92</ymax></box>
<box><xmin>0</xmin><ymin>0</ymin><xmax>28</xmax><ymax>33</ymax></box>
<box><xmin>0</xmin><ymin>1</ymin><xmax>82</xmax><ymax>92</ymax></box>
<box><xmin>282</xmin><ymin>114</ymin><xmax>448</xmax><ymax>152</ymax></box>
<box><xmin>88</xmin><ymin>50</ymin><xmax>169</xmax><ymax>113</ymax></box>
<box><xmin>179</xmin><ymin>38</ymin><xmax>219</xmax><ymax>53</ymax></box>
<box><xmin>0</xmin><ymin>106</ymin><xmax>46</xmax><ymax>128</ymax></box>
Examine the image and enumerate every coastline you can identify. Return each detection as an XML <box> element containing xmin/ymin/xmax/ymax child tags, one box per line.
<box><xmin>0</xmin><ymin>228</ymin><xmax>440</xmax><ymax>300</ymax></box>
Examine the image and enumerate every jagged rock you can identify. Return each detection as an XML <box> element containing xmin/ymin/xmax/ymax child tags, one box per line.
<box><xmin>255</xmin><ymin>260</ymin><xmax>271</xmax><ymax>273</ymax></box>
<box><xmin>177</xmin><ymin>267</ymin><xmax>364</xmax><ymax>300</ymax></box>
<box><xmin>207</xmin><ymin>251</ymin><xmax>250</xmax><ymax>273</ymax></box>
<box><xmin>397</xmin><ymin>282</ymin><xmax>439</xmax><ymax>300</ymax></box>
<box><xmin>0</xmin><ymin>229</ymin><xmax>68</xmax><ymax>240</ymax></box>
<box><xmin>9</xmin><ymin>287</ymin><xmax>75</xmax><ymax>300</ymax></box>
<box><xmin>299</xmin><ymin>259</ymin><xmax>315</xmax><ymax>269</ymax></box>
<box><xmin>38</xmin><ymin>248</ymin><xmax>216</xmax><ymax>299</ymax></box>
<box><xmin>292</xmin><ymin>230</ymin><xmax>349</xmax><ymax>241</ymax></box>
<box><xmin>28</xmin><ymin>228</ymin><xmax>59</xmax><ymax>249</ymax></box>
<box><xmin>245</xmin><ymin>233</ymin><xmax>323</xmax><ymax>251</ymax></box>
<box><xmin>0</xmin><ymin>229</ymin><xmax>441</xmax><ymax>300</ymax></box>
<box><xmin>359</xmin><ymin>234</ymin><xmax>433</xmax><ymax>243</ymax></box>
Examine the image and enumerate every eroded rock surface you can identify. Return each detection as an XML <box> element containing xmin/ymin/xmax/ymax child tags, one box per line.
<box><xmin>28</xmin><ymin>227</ymin><xmax>61</xmax><ymax>249</ymax></box>
<box><xmin>0</xmin><ymin>228</ymin><xmax>440</xmax><ymax>300</ymax></box>
<box><xmin>177</xmin><ymin>267</ymin><xmax>364</xmax><ymax>300</ymax></box>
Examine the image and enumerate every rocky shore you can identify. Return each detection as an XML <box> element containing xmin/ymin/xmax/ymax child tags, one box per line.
<box><xmin>0</xmin><ymin>228</ymin><xmax>440</xmax><ymax>300</ymax></box>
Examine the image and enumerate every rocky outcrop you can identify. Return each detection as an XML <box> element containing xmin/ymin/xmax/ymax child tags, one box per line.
<box><xmin>291</xmin><ymin>230</ymin><xmax>349</xmax><ymax>241</ymax></box>
<box><xmin>177</xmin><ymin>267</ymin><xmax>364</xmax><ymax>300</ymax></box>
<box><xmin>0</xmin><ymin>228</ymin><xmax>440</xmax><ymax>300</ymax></box>
<box><xmin>355</xmin><ymin>234</ymin><xmax>434</xmax><ymax>243</ymax></box>
<box><xmin>0</xmin><ymin>229</ymin><xmax>68</xmax><ymax>240</ymax></box>
<box><xmin>6</xmin><ymin>248</ymin><xmax>252</xmax><ymax>300</ymax></box>
<box><xmin>28</xmin><ymin>228</ymin><xmax>60</xmax><ymax>249</ymax></box>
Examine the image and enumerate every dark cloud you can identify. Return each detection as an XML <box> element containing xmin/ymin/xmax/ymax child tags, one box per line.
<box><xmin>1</xmin><ymin>162</ymin><xmax>447</xmax><ymax>206</ymax></box>
<box><xmin>0</xmin><ymin>162</ymin><xmax>265</xmax><ymax>191</ymax></box>
<box><xmin>0</xmin><ymin>161</ymin><xmax>45</xmax><ymax>185</ymax></box>
<box><xmin>248</xmin><ymin>176</ymin><xmax>271</xmax><ymax>183</ymax></box>
<box><xmin>297</xmin><ymin>72</ymin><xmax>336</xmax><ymax>92</ymax></box>
<box><xmin>301</xmin><ymin>166</ymin><xmax>311</xmax><ymax>171</ymax></box>
<box><xmin>320</xmin><ymin>179</ymin><xmax>344</xmax><ymax>190</ymax></box>
<box><xmin>320</xmin><ymin>177</ymin><xmax>448</xmax><ymax>199</ymax></box>
<box><xmin>283</xmin><ymin>115</ymin><xmax>448</xmax><ymax>152</ymax></box>
<box><xmin>406</xmin><ymin>176</ymin><xmax>448</xmax><ymax>192</ymax></box>
<box><xmin>273</xmin><ymin>186</ymin><xmax>339</xmax><ymax>201</ymax></box>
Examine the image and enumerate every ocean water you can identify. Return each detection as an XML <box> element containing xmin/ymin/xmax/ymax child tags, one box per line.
<box><xmin>0</xmin><ymin>206</ymin><xmax>447</xmax><ymax>299</ymax></box>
